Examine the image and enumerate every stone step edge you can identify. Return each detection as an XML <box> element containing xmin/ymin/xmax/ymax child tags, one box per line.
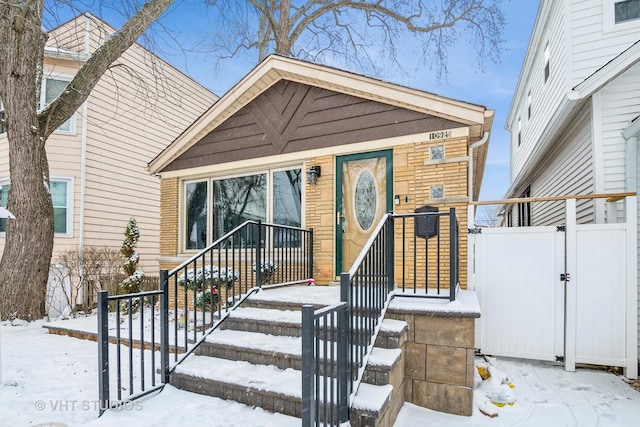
<box><xmin>172</xmin><ymin>355</ymin><xmax>393</xmax><ymax>416</ymax></box>
<box><xmin>201</xmin><ymin>330</ymin><xmax>402</xmax><ymax>371</ymax></box>
<box><xmin>226</xmin><ymin>307</ymin><xmax>408</xmax><ymax>337</ymax></box>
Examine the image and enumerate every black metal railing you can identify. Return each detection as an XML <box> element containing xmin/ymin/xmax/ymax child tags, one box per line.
<box><xmin>394</xmin><ymin>208</ymin><xmax>459</xmax><ymax>299</ymax></box>
<box><xmin>97</xmin><ymin>220</ymin><xmax>313</xmax><ymax>415</ymax></box>
<box><xmin>97</xmin><ymin>288</ymin><xmax>167</xmax><ymax>415</ymax></box>
<box><xmin>164</xmin><ymin>220</ymin><xmax>313</xmax><ymax>364</ymax></box>
<box><xmin>301</xmin><ymin>208</ymin><xmax>459</xmax><ymax>425</ymax></box>
<box><xmin>301</xmin><ymin>302</ymin><xmax>349</xmax><ymax>426</ymax></box>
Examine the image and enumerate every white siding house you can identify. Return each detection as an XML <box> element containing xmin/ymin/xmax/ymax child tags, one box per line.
<box><xmin>504</xmin><ymin>0</ymin><xmax>640</xmax><ymax>364</ymax></box>
<box><xmin>0</xmin><ymin>14</ymin><xmax>217</xmax><ymax>315</ymax></box>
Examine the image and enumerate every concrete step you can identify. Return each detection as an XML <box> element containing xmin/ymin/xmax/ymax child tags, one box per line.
<box><xmin>221</xmin><ymin>306</ymin><xmax>408</xmax><ymax>349</ymax></box>
<box><xmin>171</xmin><ymin>355</ymin><xmax>393</xmax><ymax>424</ymax></box>
<box><xmin>195</xmin><ymin>329</ymin><xmax>403</xmax><ymax>387</ymax></box>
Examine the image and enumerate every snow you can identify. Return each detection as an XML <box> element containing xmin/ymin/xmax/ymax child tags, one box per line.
<box><xmin>390</xmin><ymin>289</ymin><xmax>481</xmax><ymax>317</ymax></box>
<box><xmin>2</xmin><ymin>318</ymin><xmax>640</xmax><ymax>426</ymax></box>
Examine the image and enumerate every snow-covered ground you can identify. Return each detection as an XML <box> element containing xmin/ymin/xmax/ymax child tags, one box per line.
<box><xmin>1</xmin><ymin>318</ymin><xmax>639</xmax><ymax>427</ymax></box>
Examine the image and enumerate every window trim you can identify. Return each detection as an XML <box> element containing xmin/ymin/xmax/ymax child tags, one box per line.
<box><xmin>50</xmin><ymin>176</ymin><xmax>74</xmax><ymax>237</ymax></box>
<box><xmin>0</xmin><ymin>100</ymin><xmax>6</xmax><ymax>135</ymax></box>
<box><xmin>0</xmin><ymin>176</ymin><xmax>73</xmax><ymax>237</ymax></box>
<box><xmin>604</xmin><ymin>0</ymin><xmax>640</xmax><ymax>32</ymax></box>
<box><xmin>543</xmin><ymin>42</ymin><xmax>550</xmax><ymax>83</ymax></box>
<box><xmin>40</xmin><ymin>73</ymin><xmax>77</xmax><ymax>135</ymax></box>
<box><xmin>517</xmin><ymin>186</ymin><xmax>531</xmax><ymax>227</ymax></box>
<box><xmin>180</xmin><ymin>166</ymin><xmax>304</xmax><ymax>253</ymax></box>
<box><xmin>0</xmin><ymin>178</ymin><xmax>9</xmax><ymax>233</ymax></box>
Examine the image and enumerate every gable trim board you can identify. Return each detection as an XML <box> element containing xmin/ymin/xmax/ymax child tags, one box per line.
<box><xmin>148</xmin><ymin>55</ymin><xmax>492</xmax><ymax>177</ymax></box>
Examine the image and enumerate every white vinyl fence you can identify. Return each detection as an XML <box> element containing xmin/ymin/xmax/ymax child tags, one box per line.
<box><xmin>469</xmin><ymin>197</ymin><xmax>637</xmax><ymax>379</ymax></box>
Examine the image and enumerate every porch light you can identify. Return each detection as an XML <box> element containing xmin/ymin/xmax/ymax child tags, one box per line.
<box><xmin>307</xmin><ymin>165</ymin><xmax>321</xmax><ymax>185</ymax></box>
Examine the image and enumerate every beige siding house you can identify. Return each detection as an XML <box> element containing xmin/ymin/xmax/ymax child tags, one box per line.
<box><xmin>0</xmin><ymin>14</ymin><xmax>217</xmax><ymax>314</ymax></box>
<box><xmin>149</xmin><ymin>55</ymin><xmax>494</xmax><ymax>288</ymax></box>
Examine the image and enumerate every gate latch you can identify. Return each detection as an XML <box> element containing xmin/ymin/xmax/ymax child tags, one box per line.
<box><xmin>560</xmin><ymin>273</ymin><xmax>570</xmax><ymax>282</ymax></box>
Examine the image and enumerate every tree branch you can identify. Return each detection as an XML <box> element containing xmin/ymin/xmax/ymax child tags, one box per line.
<box><xmin>38</xmin><ymin>0</ymin><xmax>174</xmax><ymax>139</ymax></box>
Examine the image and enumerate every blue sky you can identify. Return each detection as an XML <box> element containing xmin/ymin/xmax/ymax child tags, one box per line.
<box><xmin>49</xmin><ymin>0</ymin><xmax>541</xmax><ymax>202</ymax></box>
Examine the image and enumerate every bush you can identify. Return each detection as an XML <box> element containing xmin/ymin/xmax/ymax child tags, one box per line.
<box><xmin>253</xmin><ymin>259</ymin><xmax>277</xmax><ymax>285</ymax></box>
<box><xmin>177</xmin><ymin>265</ymin><xmax>239</xmax><ymax>291</ymax></box>
<box><xmin>195</xmin><ymin>288</ymin><xmax>219</xmax><ymax>311</ymax></box>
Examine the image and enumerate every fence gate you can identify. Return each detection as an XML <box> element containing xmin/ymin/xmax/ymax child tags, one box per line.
<box><xmin>471</xmin><ymin>226</ymin><xmax>565</xmax><ymax>362</ymax></box>
<box><xmin>470</xmin><ymin>198</ymin><xmax>636</xmax><ymax>375</ymax></box>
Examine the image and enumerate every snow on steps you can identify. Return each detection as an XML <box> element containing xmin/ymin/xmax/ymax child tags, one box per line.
<box><xmin>170</xmin><ymin>285</ymin><xmax>408</xmax><ymax>426</ymax></box>
<box><xmin>172</xmin><ymin>355</ymin><xmax>393</xmax><ymax>419</ymax></box>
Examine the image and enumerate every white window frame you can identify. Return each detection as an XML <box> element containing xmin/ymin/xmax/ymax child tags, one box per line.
<box><xmin>604</xmin><ymin>0</ymin><xmax>640</xmax><ymax>32</ymax></box>
<box><xmin>0</xmin><ymin>100</ymin><xmax>6</xmax><ymax>135</ymax></box>
<box><xmin>0</xmin><ymin>178</ymin><xmax>9</xmax><ymax>234</ymax></box>
<box><xmin>40</xmin><ymin>73</ymin><xmax>77</xmax><ymax>135</ymax></box>
<box><xmin>543</xmin><ymin>42</ymin><xmax>550</xmax><ymax>83</ymax></box>
<box><xmin>180</xmin><ymin>166</ymin><xmax>303</xmax><ymax>253</ymax></box>
<box><xmin>0</xmin><ymin>176</ymin><xmax>73</xmax><ymax>237</ymax></box>
<box><xmin>50</xmin><ymin>176</ymin><xmax>74</xmax><ymax>237</ymax></box>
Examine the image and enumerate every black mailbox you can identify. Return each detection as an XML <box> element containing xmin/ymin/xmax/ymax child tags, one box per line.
<box><xmin>415</xmin><ymin>205</ymin><xmax>439</xmax><ymax>239</ymax></box>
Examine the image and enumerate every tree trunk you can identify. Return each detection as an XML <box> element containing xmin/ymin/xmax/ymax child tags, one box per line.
<box><xmin>275</xmin><ymin>0</ymin><xmax>291</xmax><ymax>55</ymax></box>
<box><xmin>0</xmin><ymin>0</ymin><xmax>174</xmax><ymax>321</ymax></box>
<box><xmin>0</xmin><ymin>2</ymin><xmax>54</xmax><ymax>320</ymax></box>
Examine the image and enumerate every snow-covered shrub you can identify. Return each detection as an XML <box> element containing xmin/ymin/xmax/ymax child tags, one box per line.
<box><xmin>195</xmin><ymin>288</ymin><xmax>219</xmax><ymax>311</ymax></box>
<box><xmin>252</xmin><ymin>259</ymin><xmax>277</xmax><ymax>285</ymax></box>
<box><xmin>177</xmin><ymin>265</ymin><xmax>239</xmax><ymax>291</ymax></box>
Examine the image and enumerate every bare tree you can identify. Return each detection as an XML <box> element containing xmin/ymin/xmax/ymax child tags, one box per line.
<box><xmin>206</xmin><ymin>0</ymin><xmax>505</xmax><ymax>79</ymax></box>
<box><xmin>0</xmin><ymin>0</ymin><xmax>174</xmax><ymax>321</ymax></box>
<box><xmin>47</xmin><ymin>246</ymin><xmax>122</xmax><ymax>319</ymax></box>
<box><xmin>475</xmin><ymin>205</ymin><xmax>501</xmax><ymax>228</ymax></box>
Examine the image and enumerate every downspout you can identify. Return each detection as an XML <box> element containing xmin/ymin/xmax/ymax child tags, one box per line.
<box><xmin>78</xmin><ymin>100</ymin><xmax>88</xmax><ymax>252</ymax></box>
<box><xmin>78</xmin><ymin>15</ymin><xmax>91</xmax><ymax>253</ymax></box>
<box><xmin>467</xmin><ymin>131</ymin><xmax>489</xmax><ymax>293</ymax></box>
<box><xmin>624</xmin><ymin>129</ymin><xmax>638</xmax><ymax>193</ymax></box>
<box><xmin>76</xmin><ymin>16</ymin><xmax>90</xmax><ymax>308</ymax></box>
<box><xmin>468</xmin><ymin>132</ymin><xmax>490</xmax><ymax>203</ymax></box>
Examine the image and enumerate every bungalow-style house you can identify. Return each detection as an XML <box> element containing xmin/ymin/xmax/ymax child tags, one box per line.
<box><xmin>0</xmin><ymin>14</ymin><xmax>217</xmax><ymax>315</ymax></box>
<box><xmin>503</xmin><ymin>1</ymin><xmax>640</xmax><ymax>365</ymax></box>
<box><xmin>148</xmin><ymin>54</ymin><xmax>494</xmax><ymax>287</ymax></box>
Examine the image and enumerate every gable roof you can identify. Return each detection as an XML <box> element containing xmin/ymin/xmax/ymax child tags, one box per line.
<box><xmin>148</xmin><ymin>55</ymin><xmax>493</xmax><ymax>174</ymax></box>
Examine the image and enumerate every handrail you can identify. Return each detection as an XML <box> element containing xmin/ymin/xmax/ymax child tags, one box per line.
<box><xmin>469</xmin><ymin>192</ymin><xmax>636</xmax><ymax>206</ymax></box>
<box><xmin>340</xmin><ymin>208</ymin><xmax>459</xmax><ymax>412</ymax></box>
<box><xmin>99</xmin><ymin>220</ymin><xmax>314</xmax><ymax>416</ymax></box>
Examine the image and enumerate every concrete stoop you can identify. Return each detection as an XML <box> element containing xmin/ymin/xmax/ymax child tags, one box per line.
<box><xmin>169</xmin><ymin>286</ymin><xmax>408</xmax><ymax>426</ymax></box>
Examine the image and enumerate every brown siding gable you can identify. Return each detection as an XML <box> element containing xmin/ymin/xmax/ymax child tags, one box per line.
<box><xmin>162</xmin><ymin>80</ymin><xmax>465</xmax><ymax>172</ymax></box>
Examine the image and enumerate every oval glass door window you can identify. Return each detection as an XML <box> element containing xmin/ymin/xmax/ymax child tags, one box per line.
<box><xmin>354</xmin><ymin>171</ymin><xmax>377</xmax><ymax>230</ymax></box>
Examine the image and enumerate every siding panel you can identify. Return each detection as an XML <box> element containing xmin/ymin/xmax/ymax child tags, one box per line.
<box><xmin>164</xmin><ymin>80</ymin><xmax>464</xmax><ymax>172</ymax></box>
<box><xmin>530</xmin><ymin>106</ymin><xmax>594</xmax><ymax>226</ymax></box>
